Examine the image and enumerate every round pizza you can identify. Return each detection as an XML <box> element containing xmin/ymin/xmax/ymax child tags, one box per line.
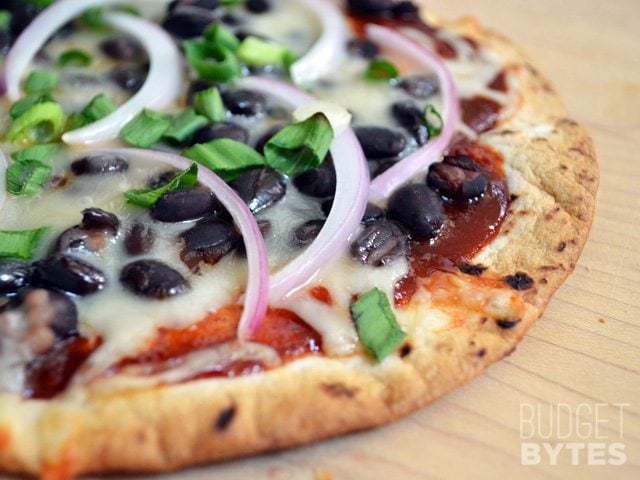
<box><xmin>0</xmin><ymin>0</ymin><xmax>598</xmax><ymax>477</ymax></box>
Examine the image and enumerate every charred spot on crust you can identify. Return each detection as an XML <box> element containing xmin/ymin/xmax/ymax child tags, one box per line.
<box><xmin>215</xmin><ymin>405</ymin><xmax>236</xmax><ymax>431</ymax></box>
<box><xmin>400</xmin><ymin>343</ymin><xmax>413</xmax><ymax>358</ymax></box>
<box><xmin>557</xmin><ymin>241</ymin><xmax>567</xmax><ymax>252</ymax></box>
<box><xmin>321</xmin><ymin>382</ymin><xmax>358</xmax><ymax>399</ymax></box>
<box><xmin>459</xmin><ymin>262</ymin><xmax>487</xmax><ymax>276</ymax></box>
<box><xmin>496</xmin><ymin>319</ymin><xmax>521</xmax><ymax>329</ymax></box>
<box><xmin>476</xmin><ymin>348</ymin><xmax>487</xmax><ymax>358</ymax></box>
<box><xmin>504</xmin><ymin>272</ymin><xmax>534</xmax><ymax>290</ymax></box>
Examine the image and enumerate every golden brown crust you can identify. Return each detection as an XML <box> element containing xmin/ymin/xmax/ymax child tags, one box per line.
<box><xmin>0</xmin><ymin>13</ymin><xmax>598</xmax><ymax>479</ymax></box>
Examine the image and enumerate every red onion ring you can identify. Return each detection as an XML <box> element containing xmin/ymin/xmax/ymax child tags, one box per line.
<box><xmin>62</xmin><ymin>12</ymin><xmax>182</xmax><ymax>145</ymax></box>
<box><xmin>239</xmin><ymin>77</ymin><xmax>370</xmax><ymax>303</ymax></box>
<box><xmin>3</xmin><ymin>0</ymin><xmax>182</xmax><ymax>145</ymax></box>
<box><xmin>366</xmin><ymin>24</ymin><xmax>460</xmax><ymax>203</ymax></box>
<box><xmin>290</xmin><ymin>0</ymin><xmax>348</xmax><ymax>85</ymax></box>
<box><xmin>101</xmin><ymin>149</ymin><xmax>269</xmax><ymax>342</ymax></box>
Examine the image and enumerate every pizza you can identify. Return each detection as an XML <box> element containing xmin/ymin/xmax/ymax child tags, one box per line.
<box><xmin>0</xmin><ymin>0</ymin><xmax>597</xmax><ymax>478</ymax></box>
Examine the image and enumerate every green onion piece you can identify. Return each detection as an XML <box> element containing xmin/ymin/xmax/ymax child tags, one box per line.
<box><xmin>11</xmin><ymin>143</ymin><xmax>58</xmax><ymax>163</ymax></box>
<box><xmin>57</xmin><ymin>49</ymin><xmax>93</xmax><ymax>68</ymax></box>
<box><xmin>220</xmin><ymin>0</ymin><xmax>242</xmax><ymax>6</ymax></box>
<box><xmin>350</xmin><ymin>288</ymin><xmax>406</xmax><ymax>361</ymax></box>
<box><xmin>6</xmin><ymin>160</ymin><xmax>52</xmax><ymax>196</ymax></box>
<box><xmin>82</xmin><ymin>94</ymin><xmax>116</xmax><ymax>123</ymax></box>
<box><xmin>204</xmin><ymin>23</ymin><xmax>240</xmax><ymax>52</ymax></box>
<box><xmin>237</xmin><ymin>36</ymin><xmax>288</xmax><ymax>67</ymax></box>
<box><xmin>263</xmin><ymin>113</ymin><xmax>333</xmax><ymax>177</ymax></box>
<box><xmin>423</xmin><ymin>104</ymin><xmax>443</xmax><ymax>138</ymax></box>
<box><xmin>163</xmin><ymin>109</ymin><xmax>208</xmax><ymax>144</ymax></box>
<box><xmin>6</xmin><ymin>102</ymin><xmax>65</xmax><ymax>146</ymax></box>
<box><xmin>120</xmin><ymin>110</ymin><xmax>171</xmax><ymax>148</ymax></box>
<box><xmin>9</xmin><ymin>93</ymin><xmax>53</xmax><ymax>120</ymax></box>
<box><xmin>0</xmin><ymin>228</ymin><xmax>49</xmax><ymax>260</ymax></box>
<box><xmin>24</xmin><ymin>70</ymin><xmax>59</xmax><ymax>95</ymax></box>
<box><xmin>26</xmin><ymin>0</ymin><xmax>54</xmax><ymax>7</ymax></box>
<box><xmin>81</xmin><ymin>5</ymin><xmax>140</xmax><ymax>31</ymax></box>
<box><xmin>125</xmin><ymin>163</ymin><xmax>198</xmax><ymax>208</ymax></box>
<box><xmin>183</xmin><ymin>40</ymin><xmax>241</xmax><ymax>83</ymax></box>
<box><xmin>0</xmin><ymin>10</ymin><xmax>12</xmax><ymax>31</ymax></box>
<box><xmin>65</xmin><ymin>112</ymin><xmax>89</xmax><ymax>131</ymax></box>
<box><xmin>364</xmin><ymin>58</ymin><xmax>399</xmax><ymax>82</ymax></box>
<box><xmin>282</xmin><ymin>50</ymin><xmax>299</xmax><ymax>76</ymax></box>
<box><xmin>193</xmin><ymin>87</ymin><xmax>225</xmax><ymax>123</ymax></box>
<box><xmin>183</xmin><ymin>139</ymin><xmax>265</xmax><ymax>181</ymax></box>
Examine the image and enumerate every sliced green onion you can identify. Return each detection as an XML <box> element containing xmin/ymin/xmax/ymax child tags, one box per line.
<box><xmin>65</xmin><ymin>112</ymin><xmax>89</xmax><ymax>132</ymax></box>
<box><xmin>220</xmin><ymin>0</ymin><xmax>243</xmax><ymax>6</ymax></box>
<box><xmin>163</xmin><ymin>109</ymin><xmax>209</xmax><ymax>144</ymax></box>
<box><xmin>204</xmin><ymin>23</ymin><xmax>240</xmax><ymax>52</ymax></box>
<box><xmin>6</xmin><ymin>160</ymin><xmax>52</xmax><ymax>196</ymax></box>
<box><xmin>6</xmin><ymin>102</ymin><xmax>65</xmax><ymax>146</ymax></box>
<box><xmin>193</xmin><ymin>87</ymin><xmax>225</xmax><ymax>123</ymax></box>
<box><xmin>183</xmin><ymin>139</ymin><xmax>265</xmax><ymax>181</ymax></box>
<box><xmin>11</xmin><ymin>143</ymin><xmax>58</xmax><ymax>163</ymax></box>
<box><xmin>120</xmin><ymin>109</ymin><xmax>171</xmax><ymax>148</ymax></box>
<box><xmin>423</xmin><ymin>104</ymin><xmax>443</xmax><ymax>138</ymax></box>
<box><xmin>81</xmin><ymin>5</ymin><xmax>140</xmax><ymax>31</ymax></box>
<box><xmin>263</xmin><ymin>113</ymin><xmax>333</xmax><ymax>177</ymax></box>
<box><xmin>82</xmin><ymin>94</ymin><xmax>116</xmax><ymax>123</ymax></box>
<box><xmin>57</xmin><ymin>49</ymin><xmax>93</xmax><ymax>68</ymax></box>
<box><xmin>0</xmin><ymin>228</ymin><xmax>49</xmax><ymax>260</ymax></box>
<box><xmin>237</xmin><ymin>36</ymin><xmax>288</xmax><ymax>67</ymax></box>
<box><xmin>183</xmin><ymin>40</ymin><xmax>241</xmax><ymax>83</ymax></box>
<box><xmin>350</xmin><ymin>288</ymin><xmax>406</xmax><ymax>361</ymax></box>
<box><xmin>0</xmin><ymin>10</ymin><xmax>12</xmax><ymax>31</ymax></box>
<box><xmin>9</xmin><ymin>93</ymin><xmax>53</xmax><ymax>120</ymax></box>
<box><xmin>364</xmin><ymin>58</ymin><xmax>399</xmax><ymax>82</ymax></box>
<box><xmin>26</xmin><ymin>0</ymin><xmax>54</xmax><ymax>7</ymax></box>
<box><xmin>24</xmin><ymin>70</ymin><xmax>58</xmax><ymax>95</ymax></box>
<box><xmin>125</xmin><ymin>163</ymin><xmax>198</xmax><ymax>208</ymax></box>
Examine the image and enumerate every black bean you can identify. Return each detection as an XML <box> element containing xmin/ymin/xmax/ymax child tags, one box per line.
<box><xmin>392</xmin><ymin>1</ymin><xmax>420</xmax><ymax>19</ymax></box>
<box><xmin>100</xmin><ymin>36</ymin><xmax>145</xmax><ymax>62</ymax></box>
<box><xmin>33</xmin><ymin>255</ymin><xmax>107</xmax><ymax>296</ymax></box>
<box><xmin>397</xmin><ymin>75</ymin><xmax>439</xmax><ymax>99</ymax></box>
<box><xmin>293</xmin><ymin>158</ymin><xmax>336</xmax><ymax>198</ymax></box>
<box><xmin>246</xmin><ymin>0</ymin><xmax>271</xmax><ymax>14</ymax></box>
<box><xmin>147</xmin><ymin>169</ymin><xmax>178</xmax><ymax>189</ymax></box>
<box><xmin>81</xmin><ymin>208</ymin><xmax>120</xmax><ymax>235</ymax></box>
<box><xmin>354</xmin><ymin>126</ymin><xmax>407</xmax><ymax>159</ymax></box>
<box><xmin>162</xmin><ymin>7</ymin><xmax>215</xmax><ymax>39</ymax></box>
<box><xmin>426</xmin><ymin>156</ymin><xmax>488</xmax><ymax>201</ymax></box>
<box><xmin>120</xmin><ymin>260</ymin><xmax>189</xmax><ymax>299</ymax></box>
<box><xmin>347</xmin><ymin>0</ymin><xmax>395</xmax><ymax>16</ymax></box>
<box><xmin>234</xmin><ymin>30</ymin><xmax>268</xmax><ymax>42</ymax></box>
<box><xmin>124</xmin><ymin>223</ymin><xmax>156</xmax><ymax>256</ymax></box>
<box><xmin>370</xmin><ymin>159</ymin><xmax>397</xmax><ymax>178</ymax></box>
<box><xmin>221</xmin><ymin>13</ymin><xmax>242</xmax><ymax>26</ymax></box>
<box><xmin>180</xmin><ymin>220</ymin><xmax>240</xmax><ymax>270</ymax></box>
<box><xmin>321</xmin><ymin>199</ymin><xmax>333</xmax><ymax>217</ymax></box>
<box><xmin>168</xmin><ymin>0</ymin><xmax>219</xmax><ymax>12</ymax></box>
<box><xmin>504</xmin><ymin>272</ymin><xmax>534</xmax><ymax>291</ymax></box>
<box><xmin>8</xmin><ymin>2</ymin><xmax>41</xmax><ymax>38</ymax></box>
<box><xmin>53</xmin><ymin>227</ymin><xmax>98</xmax><ymax>253</ymax></box>
<box><xmin>459</xmin><ymin>262</ymin><xmax>487</xmax><ymax>276</ymax></box>
<box><xmin>351</xmin><ymin>219</ymin><xmax>408</xmax><ymax>266</ymax></box>
<box><xmin>222</xmin><ymin>89</ymin><xmax>267</xmax><ymax>116</ymax></box>
<box><xmin>442</xmin><ymin>154</ymin><xmax>484</xmax><ymax>172</ymax></box>
<box><xmin>346</xmin><ymin>38</ymin><xmax>380</xmax><ymax>59</ymax></box>
<box><xmin>43</xmin><ymin>290</ymin><xmax>79</xmax><ymax>339</ymax></box>
<box><xmin>190</xmin><ymin>123</ymin><xmax>249</xmax><ymax>146</ymax></box>
<box><xmin>0</xmin><ymin>29</ymin><xmax>11</xmax><ymax>56</ymax></box>
<box><xmin>257</xmin><ymin>219</ymin><xmax>272</xmax><ymax>238</ymax></box>
<box><xmin>71</xmin><ymin>154</ymin><xmax>129</xmax><ymax>176</ymax></box>
<box><xmin>290</xmin><ymin>219</ymin><xmax>324</xmax><ymax>248</ymax></box>
<box><xmin>109</xmin><ymin>66</ymin><xmax>147</xmax><ymax>92</ymax></box>
<box><xmin>391</xmin><ymin>100</ymin><xmax>429</xmax><ymax>145</ymax></box>
<box><xmin>151</xmin><ymin>189</ymin><xmax>217</xmax><ymax>223</ymax></box>
<box><xmin>361</xmin><ymin>203</ymin><xmax>385</xmax><ymax>225</ymax></box>
<box><xmin>231</xmin><ymin>168</ymin><xmax>286</xmax><ymax>214</ymax></box>
<box><xmin>388</xmin><ymin>184</ymin><xmax>445</xmax><ymax>239</ymax></box>
<box><xmin>187</xmin><ymin>79</ymin><xmax>219</xmax><ymax>104</ymax></box>
<box><xmin>0</xmin><ymin>261</ymin><xmax>33</xmax><ymax>295</ymax></box>
<box><xmin>496</xmin><ymin>319</ymin><xmax>521</xmax><ymax>329</ymax></box>
<box><xmin>254</xmin><ymin>125</ymin><xmax>282</xmax><ymax>153</ymax></box>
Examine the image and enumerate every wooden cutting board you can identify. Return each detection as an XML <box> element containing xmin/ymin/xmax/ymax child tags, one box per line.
<box><xmin>98</xmin><ymin>0</ymin><xmax>637</xmax><ymax>478</ymax></box>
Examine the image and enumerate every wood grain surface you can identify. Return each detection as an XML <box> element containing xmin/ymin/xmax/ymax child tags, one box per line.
<box><xmin>83</xmin><ymin>0</ymin><xmax>639</xmax><ymax>478</ymax></box>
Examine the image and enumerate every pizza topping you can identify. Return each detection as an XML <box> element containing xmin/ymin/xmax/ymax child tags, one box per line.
<box><xmin>99</xmin><ymin>35</ymin><xmax>145</xmax><ymax>62</ymax></box>
<box><xmin>53</xmin><ymin>208</ymin><xmax>120</xmax><ymax>254</ymax></box>
<box><xmin>388</xmin><ymin>184</ymin><xmax>445</xmax><ymax>239</ymax></box>
<box><xmin>222</xmin><ymin>89</ymin><xmax>267</xmax><ymax>116</ymax></box>
<box><xmin>0</xmin><ymin>261</ymin><xmax>33</xmax><ymax>295</ymax></box>
<box><xmin>71</xmin><ymin>153</ymin><xmax>129</xmax><ymax>176</ymax></box>
<box><xmin>391</xmin><ymin>100</ymin><xmax>429</xmax><ymax>145</ymax></box>
<box><xmin>120</xmin><ymin>259</ymin><xmax>191</xmax><ymax>299</ymax></box>
<box><xmin>346</xmin><ymin>38</ymin><xmax>380</xmax><ymax>59</ymax></box>
<box><xmin>110</xmin><ymin>65</ymin><xmax>147</xmax><ymax>92</ymax></box>
<box><xmin>230</xmin><ymin>167</ymin><xmax>287</xmax><ymax>214</ymax></box>
<box><xmin>0</xmin><ymin>228</ymin><xmax>48</xmax><ymax>260</ymax></box>
<box><xmin>246</xmin><ymin>0</ymin><xmax>272</xmax><ymax>14</ymax></box>
<box><xmin>290</xmin><ymin>219</ymin><xmax>325</xmax><ymax>248</ymax></box>
<box><xmin>150</xmin><ymin>189</ymin><xmax>217</xmax><ymax>223</ymax></box>
<box><xmin>351</xmin><ymin>287</ymin><xmax>406</xmax><ymax>361</ymax></box>
<box><xmin>293</xmin><ymin>158</ymin><xmax>337</xmax><ymax>198</ymax></box>
<box><xmin>355</xmin><ymin>126</ymin><xmax>407</xmax><ymax>159</ymax></box>
<box><xmin>426</xmin><ymin>156</ymin><xmax>489</xmax><ymax>202</ymax></box>
<box><xmin>191</xmin><ymin>122</ymin><xmax>250</xmax><ymax>145</ymax></box>
<box><xmin>397</xmin><ymin>74</ymin><xmax>440</xmax><ymax>99</ymax></box>
<box><xmin>179</xmin><ymin>219</ymin><xmax>240</xmax><ymax>270</ymax></box>
<box><xmin>460</xmin><ymin>96</ymin><xmax>502</xmax><ymax>133</ymax></box>
<box><xmin>162</xmin><ymin>6</ymin><xmax>217</xmax><ymax>39</ymax></box>
<box><xmin>350</xmin><ymin>219</ymin><xmax>409</xmax><ymax>267</ymax></box>
<box><xmin>123</xmin><ymin>223</ymin><xmax>155</xmax><ymax>256</ymax></box>
<box><xmin>504</xmin><ymin>272</ymin><xmax>534</xmax><ymax>291</ymax></box>
<box><xmin>33</xmin><ymin>254</ymin><xmax>107</xmax><ymax>296</ymax></box>
<box><xmin>495</xmin><ymin>318</ymin><xmax>521</xmax><ymax>329</ymax></box>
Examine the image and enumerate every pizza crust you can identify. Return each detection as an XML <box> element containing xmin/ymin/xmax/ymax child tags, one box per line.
<box><xmin>0</xmin><ymin>12</ymin><xmax>597</xmax><ymax>479</ymax></box>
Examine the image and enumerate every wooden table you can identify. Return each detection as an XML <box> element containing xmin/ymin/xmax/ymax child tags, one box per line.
<box><xmin>105</xmin><ymin>1</ymin><xmax>640</xmax><ymax>478</ymax></box>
